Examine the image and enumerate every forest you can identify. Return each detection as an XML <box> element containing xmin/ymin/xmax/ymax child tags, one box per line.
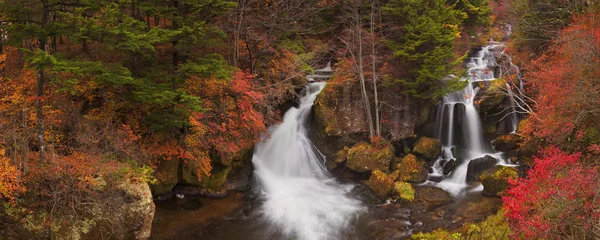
<box><xmin>0</xmin><ymin>0</ymin><xmax>598</xmax><ymax>239</ymax></box>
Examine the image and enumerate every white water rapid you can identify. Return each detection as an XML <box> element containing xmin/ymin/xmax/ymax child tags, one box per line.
<box><xmin>252</xmin><ymin>82</ymin><xmax>362</xmax><ymax>240</ymax></box>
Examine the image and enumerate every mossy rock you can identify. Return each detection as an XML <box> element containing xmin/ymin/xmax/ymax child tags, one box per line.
<box><xmin>151</xmin><ymin>159</ymin><xmax>180</xmax><ymax>195</ymax></box>
<box><xmin>334</xmin><ymin>147</ymin><xmax>350</xmax><ymax>164</ymax></box>
<box><xmin>368</xmin><ymin>170</ymin><xmax>399</xmax><ymax>199</ymax></box>
<box><xmin>199</xmin><ymin>165</ymin><xmax>232</xmax><ymax>192</ymax></box>
<box><xmin>479</xmin><ymin>166</ymin><xmax>518</xmax><ymax>197</ymax></box>
<box><xmin>397</xmin><ymin>154</ymin><xmax>428</xmax><ymax>183</ymax></box>
<box><xmin>492</xmin><ymin>134</ymin><xmax>521</xmax><ymax>152</ymax></box>
<box><xmin>413</xmin><ymin>137</ymin><xmax>441</xmax><ymax>161</ymax></box>
<box><xmin>393</xmin><ymin>182</ymin><xmax>415</xmax><ymax>201</ymax></box>
<box><xmin>345</xmin><ymin>140</ymin><xmax>394</xmax><ymax>173</ymax></box>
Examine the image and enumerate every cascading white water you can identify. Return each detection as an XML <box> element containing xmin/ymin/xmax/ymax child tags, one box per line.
<box><xmin>431</xmin><ymin>45</ymin><xmax>507</xmax><ymax>196</ymax></box>
<box><xmin>252</xmin><ymin>82</ymin><xmax>362</xmax><ymax>240</ymax></box>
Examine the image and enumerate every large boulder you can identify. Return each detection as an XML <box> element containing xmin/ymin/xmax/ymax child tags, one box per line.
<box><xmin>396</xmin><ymin>154</ymin><xmax>428</xmax><ymax>183</ymax></box>
<box><xmin>466</xmin><ymin>155</ymin><xmax>498</xmax><ymax>182</ymax></box>
<box><xmin>479</xmin><ymin>166</ymin><xmax>518</xmax><ymax>197</ymax></box>
<box><xmin>314</xmin><ymin>78</ymin><xmax>416</xmax><ymax>141</ymax></box>
<box><xmin>492</xmin><ymin>134</ymin><xmax>521</xmax><ymax>152</ymax></box>
<box><xmin>414</xmin><ymin>186</ymin><xmax>453</xmax><ymax>209</ymax></box>
<box><xmin>368</xmin><ymin>170</ymin><xmax>399</xmax><ymax>199</ymax></box>
<box><xmin>413</xmin><ymin>137</ymin><xmax>441</xmax><ymax>161</ymax></box>
<box><xmin>345</xmin><ymin>140</ymin><xmax>394</xmax><ymax>173</ymax></box>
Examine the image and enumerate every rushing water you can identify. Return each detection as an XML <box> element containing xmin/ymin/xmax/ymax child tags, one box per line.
<box><xmin>252</xmin><ymin>82</ymin><xmax>363</xmax><ymax>240</ymax></box>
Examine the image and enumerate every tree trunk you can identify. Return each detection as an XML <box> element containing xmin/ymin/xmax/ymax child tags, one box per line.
<box><xmin>371</xmin><ymin>0</ymin><xmax>380</xmax><ymax>137</ymax></box>
<box><xmin>37</xmin><ymin>4</ymin><xmax>49</xmax><ymax>162</ymax></box>
<box><xmin>357</xmin><ymin>9</ymin><xmax>375</xmax><ymax>138</ymax></box>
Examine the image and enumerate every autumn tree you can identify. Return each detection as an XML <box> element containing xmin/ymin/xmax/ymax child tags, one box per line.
<box><xmin>520</xmin><ymin>11</ymin><xmax>600</xmax><ymax>148</ymax></box>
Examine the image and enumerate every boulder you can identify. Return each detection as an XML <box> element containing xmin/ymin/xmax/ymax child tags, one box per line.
<box><xmin>442</xmin><ymin>159</ymin><xmax>455</xmax><ymax>175</ymax></box>
<box><xmin>397</xmin><ymin>154</ymin><xmax>428</xmax><ymax>183</ymax></box>
<box><xmin>392</xmin><ymin>182</ymin><xmax>415</xmax><ymax>201</ymax></box>
<box><xmin>492</xmin><ymin>134</ymin><xmax>521</xmax><ymax>152</ymax></box>
<box><xmin>368</xmin><ymin>170</ymin><xmax>399</xmax><ymax>199</ymax></box>
<box><xmin>480</xmin><ymin>166</ymin><xmax>518</xmax><ymax>197</ymax></box>
<box><xmin>466</xmin><ymin>155</ymin><xmax>498</xmax><ymax>182</ymax></box>
<box><xmin>314</xmin><ymin>78</ymin><xmax>416</xmax><ymax>141</ymax></box>
<box><xmin>413</xmin><ymin>137</ymin><xmax>441</xmax><ymax>161</ymax></box>
<box><xmin>345</xmin><ymin>140</ymin><xmax>394</xmax><ymax>173</ymax></box>
<box><xmin>414</xmin><ymin>186</ymin><xmax>453</xmax><ymax>209</ymax></box>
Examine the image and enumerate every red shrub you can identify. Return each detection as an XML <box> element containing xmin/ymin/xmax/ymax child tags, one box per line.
<box><xmin>503</xmin><ymin>146</ymin><xmax>600</xmax><ymax>239</ymax></box>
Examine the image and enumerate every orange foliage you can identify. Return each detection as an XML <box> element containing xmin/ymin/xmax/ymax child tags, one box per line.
<box><xmin>0</xmin><ymin>155</ymin><xmax>25</xmax><ymax>202</ymax></box>
<box><xmin>185</xmin><ymin>70</ymin><xmax>266</xmax><ymax>179</ymax></box>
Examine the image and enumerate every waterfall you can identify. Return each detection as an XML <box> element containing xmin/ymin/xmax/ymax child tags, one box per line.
<box><xmin>252</xmin><ymin>82</ymin><xmax>362</xmax><ymax>240</ymax></box>
<box><xmin>430</xmin><ymin>45</ymin><xmax>505</xmax><ymax>196</ymax></box>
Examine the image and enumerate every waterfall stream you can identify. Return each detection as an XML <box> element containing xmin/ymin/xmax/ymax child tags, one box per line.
<box><xmin>429</xmin><ymin>44</ymin><xmax>512</xmax><ymax>196</ymax></box>
<box><xmin>252</xmin><ymin>82</ymin><xmax>362</xmax><ymax>240</ymax></box>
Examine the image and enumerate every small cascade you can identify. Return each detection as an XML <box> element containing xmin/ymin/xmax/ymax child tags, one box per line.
<box><xmin>505</xmin><ymin>83</ymin><xmax>519</xmax><ymax>133</ymax></box>
<box><xmin>252</xmin><ymin>82</ymin><xmax>362</xmax><ymax>240</ymax></box>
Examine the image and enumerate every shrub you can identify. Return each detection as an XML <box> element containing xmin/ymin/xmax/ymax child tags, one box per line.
<box><xmin>503</xmin><ymin>146</ymin><xmax>600</xmax><ymax>239</ymax></box>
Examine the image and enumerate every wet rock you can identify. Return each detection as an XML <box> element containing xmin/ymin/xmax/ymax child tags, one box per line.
<box><xmin>413</xmin><ymin>137</ymin><xmax>441</xmax><ymax>161</ymax></box>
<box><xmin>345</xmin><ymin>140</ymin><xmax>394</xmax><ymax>173</ymax></box>
<box><xmin>480</xmin><ymin>166</ymin><xmax>518</xmax><ymax>197</ymax></box>
<box><xmin>392</xmin><ymin>182</ymin><xmax>415</xmax><ymax>202</ymax></box>
<box><xmin>414</xmin><ymin>186</ymin><xmax>453</xmax><ymax>209</ymax></box>
<box><xmin>492</xmin><ymin>134</ymin><xmax>521</xmax><ymax>152</ymax></box>
<box><xmin>442</xmin><ymin>159</ymin><xmax>455</xmax><ymax>175</ymax></box>
<box><xmin>397</xmin><ymin>154</ymin><xmax>428</xmax><ymax>183</ymax></box>
<box><xmin>466</xmin><ymin>155</ymin><xmax>498</xmax><ymax>182</ymax></box>
<box><xmin>368</xmin><ymin>170</ymin><xmax>399</xmax><ymax>199</ymax></box>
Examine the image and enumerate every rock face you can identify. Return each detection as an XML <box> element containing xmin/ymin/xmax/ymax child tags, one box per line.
<box><xmin>413</xmin><ymin>137</ymin><xmax>441</xmax><ymax>161</ymax></box>
<box><xmin>467</xmin><ymin>155</ymin><xmax>499</xmax><ymax>182</ymax></box>
<box><xmin>480</xmin><ymin>166</ymin><xmax>518</xmax><ymax>197</ymax></box>
<box><xmin>397</xmin><ymin>154</ymin><xmax>428</xmax><ymax>183</ymax></box>
<box><xmin>344</xmin><ymin>141</ymin><xmax>394</xmax><ymax>173</ymax></box>
<box><xmin>314</xmin><ymin>79</ymin><xmax>416</xmax><ymax>141</ymax></box>
<box><xmin>151</xmin><ymin>148</ymin><xmax>254</xmax><ymax>198</ymax></box>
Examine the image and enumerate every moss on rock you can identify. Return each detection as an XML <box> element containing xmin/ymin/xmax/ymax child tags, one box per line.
<box><xmin>413</xmin><ymin>137</ymin><xmax>441</xmax><ymax>161</ymax></box>
<box><xmin>345</xmin><ymin>140</ymin><xmax>394</xmax><ymax>173</ymax></box>
<box><xmin>479</xmin><ymin>166</ymin><xmax>518</xmax><ymax>197</ymax></box>
<box><xmin>368</xmin><ymin>170</ymin><xmax>399</xmax><ymax>199</ymax></box>
<box><xmin>334</xmin><ymin>146</ymin><xmax>350</xmax><ymax>164</ymax></box>
<box><xmin>397</xmin><ymin>154</ymin><xmax>428</xmax><ymax>183</ymax></box>
<box><xmin>393</xmin><ymin>182</ymin><xmax>415</xmax><ymax>201</ymax></box>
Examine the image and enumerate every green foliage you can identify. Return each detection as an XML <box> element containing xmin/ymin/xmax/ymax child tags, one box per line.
<box><xmin>384</xmin><ymin>0</ymin><xmax>469</xmax><ymax>100</ymax></box>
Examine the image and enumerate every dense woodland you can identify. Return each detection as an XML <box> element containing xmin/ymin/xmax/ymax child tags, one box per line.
<box><xmin>0</xmin><ymin>0</ymin><xmax>599</xmax><ymax>239</ymax></box>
